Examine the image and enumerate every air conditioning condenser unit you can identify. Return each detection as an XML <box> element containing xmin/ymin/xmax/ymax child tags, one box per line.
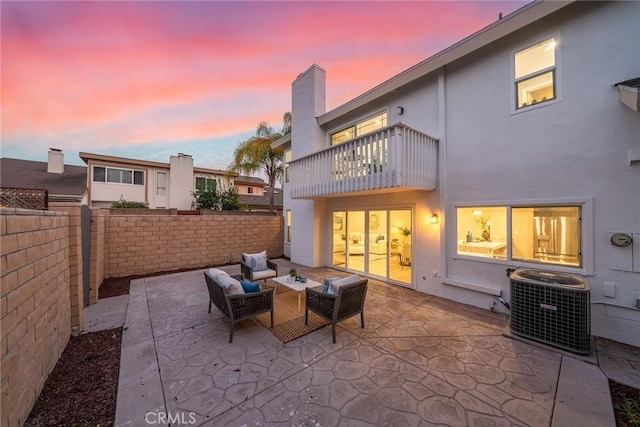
<box><xmin>509</xmin><ymin>269</ymin><xmax>591</xmax><ymax>354</ymax></box>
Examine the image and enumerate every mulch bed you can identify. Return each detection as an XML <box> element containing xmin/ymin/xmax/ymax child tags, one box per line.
<box><xmin>610</xmin><ymin>380</ymin><xmax>640</xmax><ymax>427</ymax></box>
<box><xmin>25</xmin><ymin>328</ymin><xmax>123</xmax><ymax>426</ymax></box>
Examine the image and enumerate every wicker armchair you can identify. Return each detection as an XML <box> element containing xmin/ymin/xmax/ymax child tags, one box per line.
<box><xmin>204</xmin><ymin>271</ymin><xmax>274</xmax><ymax>343</ymax></box>
<box><xmin>240</xmin><ymin>255</ymin><xmax>278</xmax><ymax>282</ymax></box>
<box><xmin>304</xmin><ymin>279</ymin><xmax>368</xmax><ymax>343</ymax></box>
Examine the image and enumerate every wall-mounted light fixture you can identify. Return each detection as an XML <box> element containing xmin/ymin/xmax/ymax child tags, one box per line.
<box><xmin>430</xmin><ymin>213</ymin><xmax>439</xmax><ymax>224</ymax></box>
<box><xmin>397</xmin><ymin>106</ymin><xmax>404</xmax><ymax>115</ymax></box>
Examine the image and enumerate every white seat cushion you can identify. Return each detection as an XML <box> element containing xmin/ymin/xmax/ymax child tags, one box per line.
<box><xmin>217</xmin><ymin>274</ymin><xmax>244</xmax><ymax>295</ymax></box>
<box><xmin>208</xmin><ymin>268</ymin><xmax>230</xmax><ymax>278</ymax></box>
<box><xmin>243</xmin><ymin>250</ymin><xmax>268</xmax><ymax>271</ymax></box>
<box><xmin>328</xmin><ymin>274</ymin><xmax>360</xmax><ymax>295</ymax></box>
<box><xmin>251</xmin><ymin>269</ymin><xmax>277</xmax><ymax>280</ymax></box>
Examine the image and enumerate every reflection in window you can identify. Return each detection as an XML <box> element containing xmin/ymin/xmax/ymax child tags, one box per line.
<box><xmin>331</xmin><ymin>126</ymin><xmax>355</xmax><ymax>145</ymax></box>
<box><xmin>196</xmin><ymin>177</ymin><xmax>217</xmax><ymax>191</ymax></box>
<box><xmin>94</xmin><ymin>166</ymin><xmax>144</xmax><ymax>185</ymax></box>
<box><xmin>285</xmin><ymin>150</ymin><xmax>291</xmax><ymax>183</ymax></box>
<box><xmin>457</xmin><ymin>207</ymin><xmax>507</xmax><ymax>260</ymax></box>
<box><xmin>456</xmin><ymin>205</ymin><xmax>581</xmax><ymax>267</ymax></box>
<box><xmin>515</xmin><ymin>37</ymin><xmax>556</xmax><ymax>109</ymax></box>
<box><xmin>286</xmin><ymin>210</ymin><xmax>292</xmax><ymax>242</ymax></box>
<box><xmin>512</xmin><ymin>206</ymin><xmax>580</xmax><ymax>267</ymax></box>
<box><xmin>330</xmin><ymin>112</ymin><xmax>387</xmax><ymax>145</ymax></box>
<box><xmin>157</xmin><ymin>172</ymin><xmax>167</xmax><ymax>195</ymax></box>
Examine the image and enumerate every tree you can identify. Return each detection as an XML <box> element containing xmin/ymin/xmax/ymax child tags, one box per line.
<box><xmin>193</xmin><ymin>180</ymin><xmax>245</xmax><ymax>211</ymax></box>
<box><xmin>229</xmin><ymin>112</ymin><xmax>290</xmax><ymax>213</ymax></box>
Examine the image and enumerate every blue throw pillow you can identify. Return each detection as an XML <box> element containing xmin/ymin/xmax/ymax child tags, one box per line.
<box><xmin>323</xmin><ymin>277</ymin><xmax>341</xmax><ymax>294</ymax></box>
<box><xmin>241</xmin><ymin>281</ymin><xmax>261</xmax><ymax>293</ymax></box>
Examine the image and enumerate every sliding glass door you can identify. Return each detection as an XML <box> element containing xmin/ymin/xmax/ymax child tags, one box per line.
<box><xmin>331</xmin><ymin>208</ymin><xmax>412</xmax><ymax>286</ymax></box>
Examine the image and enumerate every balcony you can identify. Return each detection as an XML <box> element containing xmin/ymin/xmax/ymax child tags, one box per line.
<box><xmin>289</xmin><ymin>123</ymin><xmax>438</xmax><ymax>199</ymax></box>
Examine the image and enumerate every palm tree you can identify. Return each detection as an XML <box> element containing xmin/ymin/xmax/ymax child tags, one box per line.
<box><xmin>229</xmin><ymin>112</ymin><xmax>291</xmax><ymax>213</ymax></box>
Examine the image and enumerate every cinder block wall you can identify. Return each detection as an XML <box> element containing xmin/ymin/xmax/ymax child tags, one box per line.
<box><xmin>99</xmin><ymin>211</ymin><xmax>284</xmax><ymax>279</ymax></box>
<box><xmin>48</xmin><ymin>203</ymin><xmax>83</xmax><ymax>329</ymax></box>
<box><xmin>89</xmin><ymin>209</ymin><xmax>106</xmax><ymax>304</ymax></box>
<box><xmin>0</xmin><ymin>208</ymin><xmax>72</xmax><ymax>427</ymax></box>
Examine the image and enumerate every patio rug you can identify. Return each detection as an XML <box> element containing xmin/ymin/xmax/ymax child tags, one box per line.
<box><xmin>258</xmin><ymin>312</ymin><xmax>329</xmax><ymax>343</ymax></box>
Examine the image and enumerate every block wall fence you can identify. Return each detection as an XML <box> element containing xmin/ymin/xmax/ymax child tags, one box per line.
<box><xmin>0</xmin><ymin>207</ymin><xmax>284</xmax><ymax>425</ymax></box>
<box><xmin>0</xmin><ymin>208</ymin><xmax>72</xmax><ymax>427</ymax></box>
<box><xmin>92</xmin><ymin>210</ymin><xmax>284</xmax><ymax>292</ymax></box>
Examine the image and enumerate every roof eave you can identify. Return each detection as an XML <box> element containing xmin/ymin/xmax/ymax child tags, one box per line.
<box><xmin>271</xmin><ymin>133</ymin><xmax>291</xmax><ymax>149</ymax></box>
<box><xmin>318</xmin><ymin>0</ymin><xmax>573</xmax><ymax>126</ymax></box>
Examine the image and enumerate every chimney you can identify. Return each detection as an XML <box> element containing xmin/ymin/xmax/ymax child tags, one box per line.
<box><xmin>47</xmin><ymin>148</ymin><xmax>64</xmax><ymax>173</ymax></box>
<box><xmin>292</xmin><ymin>64</ymin><xmax>326</xmax><ymax>158</ymax></box>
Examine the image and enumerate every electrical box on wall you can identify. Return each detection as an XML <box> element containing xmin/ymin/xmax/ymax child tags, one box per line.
<box><xmin>608</xmin><ymin>232</ymin><xmax>639</xmax><ymax>272</ymax></box>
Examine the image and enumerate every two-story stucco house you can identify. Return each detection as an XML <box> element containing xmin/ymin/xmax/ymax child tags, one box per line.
<box><xmin>277</xmin><ymin>0</ymin><xmax>639</xmax><ymax>347</ymax></box>
<box><xmin>80</xmin><ymin>152</ymin><xmax>235</xmax><ymax>209</ymax></box>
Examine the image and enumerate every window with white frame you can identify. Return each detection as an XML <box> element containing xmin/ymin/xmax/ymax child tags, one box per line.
<box><xmin>515</xmin><ymin>37</ymin><xmax>557</xmax><ymax>109</ymax></box>
<box><xmin>93</xmin><ymin>166</ymin><xmax>144</xmax><ymax>185</ymax></box>
<box><xmin>330</xmin><ymin>112</ymin><xmax>387</xmax><ymax>145</ymax></box>
<box><xmin>284</xmin><ymin>149</ymin><xmax>291</xmax><ymax>183</ymax></box>
<box><xmin>157</xmin><ymin>172</ymin><xmax>167</xmax><ymax>195</ymax></box>
<box><xmin>195</xmin><ymin>177</ymin><xmax>217</xmax><ymax>191</ymax></box>
<box><xmin>456</xmin><ymin>204</ymin><xmax>581</xmax><ymax>268</ymax></box>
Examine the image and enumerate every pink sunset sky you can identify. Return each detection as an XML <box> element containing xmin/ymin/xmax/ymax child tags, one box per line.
<box><xmin>1</xmin><ymin>1</ymin><xmax>528</xmax><ymax>170</ymax></box>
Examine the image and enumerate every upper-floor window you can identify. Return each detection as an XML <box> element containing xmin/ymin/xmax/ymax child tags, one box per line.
<box><xmin>515</xmin><ymin>37</ymin><xmax>556</xmax><ymax>110</ymax></box>
<box><xmin>93</xmin><ymin>166</ymin><xmax>144</xmax><ymax>185</ymax></box>
<box><xmin>196</xmin><ymin>177</ymin><xmax>217</xmax><ymax>191</ymax></box>
<box><xmin>248</xmin><ymin>187</ymin><xmax>254</xmax><ymax>194</ymax></box>
<box><xmin>330</xmin><ymin>112</ymin><xmax>387</xmax><ymax>145</ymax></box>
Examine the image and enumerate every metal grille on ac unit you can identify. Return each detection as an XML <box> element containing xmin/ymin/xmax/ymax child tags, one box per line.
<box><xmin>509</xmin><ymin>269</ymin><xmax>591</xmax><ymax>354</ymax></box>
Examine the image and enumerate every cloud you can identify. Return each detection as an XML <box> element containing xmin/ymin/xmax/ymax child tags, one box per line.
<box><xmin>1</xmin><ymin>0</ymin><xmax>528</xmax><ymax>164</ymax></box>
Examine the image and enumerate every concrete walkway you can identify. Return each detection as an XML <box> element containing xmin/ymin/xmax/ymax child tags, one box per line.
<box><xmin>84</xmin><ymin>261</ymin><xmax>638</xmax><ymax>426</ymax></box>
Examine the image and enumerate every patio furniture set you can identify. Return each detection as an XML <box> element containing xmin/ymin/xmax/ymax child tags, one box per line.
<box><xmin>204</xmin><ymin>251</ymin><xmax>368</xmax><ymax>343</ymax></box>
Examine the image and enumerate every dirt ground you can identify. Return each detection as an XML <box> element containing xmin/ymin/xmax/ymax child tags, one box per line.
<box><xmin>26</xmin><ymin>274</ymin><xmax>640</xmax><ymax>427</ymax></box>
<box><xmin>24</xmin><ymin>328</ymin><xmax>122</xmax><ymax>426</ymax></box>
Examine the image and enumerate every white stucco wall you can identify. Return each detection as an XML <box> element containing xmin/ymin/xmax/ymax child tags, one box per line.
<box><xmin>324</xmin><ymin>190</ymin><xmax>442</xmax><ymax>292</ymax></box>
<box><xmin>169</xmin><ymin>155</ymin><xmax>195</xmax><ymax>210</ymax></box>
<box><xmin>290</xmin><ymin>64</ymin><xmax>327</xmax><ymax>267</ymax></box>
<box><xmin>285</xmin><ymin>1</ymin><xmax>639</xmax><ymax>346</ymax></box>
<box><xmin>442</xmin><ymin>1</ymin><xmax>640</xmax><ymax>345</ymax></box>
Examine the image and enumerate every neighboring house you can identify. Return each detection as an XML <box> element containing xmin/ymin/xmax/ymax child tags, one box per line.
<box><xmin>277</xmin><ymin>1</ymin><xmax>639</xmax><ymax>346</ymax></box>
<box><xmin>0</xmin><ymin>149</ymin><xmax>88</xmax><ymax>207</ymax></box>
<box><xmin>234</xmin><ymin>175</ymin><xmax>266</xmax><ymax>196</ymax></box>
<box><xmin>234</xmin><ymin>175</ymin><xmax>284</xmax><ymax>213</ymax></box>
<box><xmin>79</xmin><ymin>152</ymin><xmax>234</xmax><ymax>209</ymax></box>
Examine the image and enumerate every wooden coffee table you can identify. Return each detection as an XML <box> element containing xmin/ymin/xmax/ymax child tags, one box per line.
<box><xmin>272</xmin><ymin>275</ymin><xmax>321</xmax><ymax>312</ymax></box>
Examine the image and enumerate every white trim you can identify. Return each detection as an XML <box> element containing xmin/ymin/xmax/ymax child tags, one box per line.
<box><xmin>445</xmin><ymin>278</ymin><xmax>501</xmax><ymax>296</ymax></box>
<box><xmin>510</xmin><ymin>32</ymin><xmax>562</xmax><ymax>114</ymax></box>
<box><xmin>327</xmin><ymin>109</ymin><xmax>389</xmax><ymax>146</ymax></box>
<box><xmin>92</xmin><ymin>165</ymin><xmax>145</xmax><ymax>186</ymax></box>
<box><xmin>448</xmin><ymin>198</ymin><xmax>594</xmax><ymax>276</ymax></box>
<box><xmin>318</xmin><ymin>1</ymin><xmax>573</xmax><ymax>126</ymax></box>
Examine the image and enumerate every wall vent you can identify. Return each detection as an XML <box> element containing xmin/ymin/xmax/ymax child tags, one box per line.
<box><xmin>509</xmin><ymin>269</ymin><xmax>591</xmax><ymax>354</ymax></box>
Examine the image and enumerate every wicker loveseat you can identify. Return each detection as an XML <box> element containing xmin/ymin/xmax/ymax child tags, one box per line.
<box><xmin>204</xmin><ymin>270</ymin><xmax>274</xmax><ymax>343</ymax></box>
<box><xmin>305</xmin><ymin>277</ymin><xmax>368</xmax><ymax>343</ymax></box>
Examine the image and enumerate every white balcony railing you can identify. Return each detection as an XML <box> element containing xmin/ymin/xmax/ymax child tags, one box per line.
<box><xmin>289</xmin><ymin>124</ymin><xmax>438</xmax><ymax>199</ymax></box>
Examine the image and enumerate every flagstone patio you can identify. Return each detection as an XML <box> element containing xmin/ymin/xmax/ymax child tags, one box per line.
<box><xmin>102</xmin><ymin>259</ymin><xmax>625</xmax><ymax>426</ymax></box>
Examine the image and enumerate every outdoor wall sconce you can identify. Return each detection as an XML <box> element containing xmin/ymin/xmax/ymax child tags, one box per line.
<box><xmin>430</xmin><ymin>213</ymin><xmax>439</xmax><ymax>224</ymax></box>
<box><xmin>397</xmin><ymin>106</ymin><xmax>404</xmax><ymax>115</ymax></box>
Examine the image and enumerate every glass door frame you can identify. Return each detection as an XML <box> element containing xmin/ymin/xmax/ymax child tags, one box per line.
<box><xmin>329</xmin><ymin>207</ymin><xmax>413</xmax><ymax>288</ymax></box>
